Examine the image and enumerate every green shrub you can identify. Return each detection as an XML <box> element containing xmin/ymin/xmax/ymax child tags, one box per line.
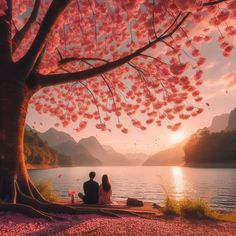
<box><xmin>179</xmin><ymin>198</ymin><xmax>211</xmax><ymax>219</ymax></box>
<box><xmin>35</xmin><ymin>181</ymin><xmax>59</xmax><ymax>202</ymax></box>
<box><xmin>164</xmin><ymin>197</ymin><xmax>213</xmax><ymax>219</ymax></box>
<box><xmin>164</xmin><ymin>197</ymin><xmax>180</xmax><ymax>216</ymax></box>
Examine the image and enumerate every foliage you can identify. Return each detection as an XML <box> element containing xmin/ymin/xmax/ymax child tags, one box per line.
<box><xmin>24</xmin><ymin>129</ymin><xmax>58</xmax><ymax>165</ymax></box>
<box><xmin>212</xmin><ymin>210</ymin><xmax>236</xmax><ymax>222</ymax></box>
<box><xmin>164</xmin><ymin>197</ymin><xmax>212</xmax><ymax>219</ymax></box>
<box><xmin>164</xmin><ymin>197</ymin><xmax>180</xmax><ymax>216</ymax></box>
<box><xmin>1</xmin><ymin>1</ymin><xmax>234</xmax><ymax>134</ymax></box>
<box><xmin>56</xmin><ymin>153</ymin><xmax>74</xmax><ymax>167</ymax></box>
<box><xmin>179</xmin><ymin>198</ymin><xmax>211</xmax><ymax>219</ymax></box>
<box><xmin>164</xmin><ymin>198</ymin><xmax>236</xmax><ymax>222</ymax></box>
<box><xmin>184</xmin><ymin>129</ymin><xmax>236</xmax><ymax>164</ymax></box>
<box><xmin>35</xmin><ymin>181</ymin><xmax>59</xmax><ymax>202</ymax></box>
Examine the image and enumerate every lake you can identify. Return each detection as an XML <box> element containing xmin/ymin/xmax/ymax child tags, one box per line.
<box><xmin>29</xmin><ymin>166</ymin><xmax>236</xmax><ymax>211</ymax></box>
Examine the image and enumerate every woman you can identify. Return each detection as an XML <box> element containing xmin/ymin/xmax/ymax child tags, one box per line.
<box><xmin>98</xmin><ymin>174</ymin><xmax>112</xmax><ymax>205</ymax></box>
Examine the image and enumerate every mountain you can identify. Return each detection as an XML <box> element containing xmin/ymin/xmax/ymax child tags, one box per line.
<box><xmin>53</xmin><ymin>140</ymin><xmax>102</xmax><ymax>166</ymax></box>
<box><xmin>143</xmin><ymin>141</ymin><xmax>185</xmax><ymax>166</ymax></box>
<box><xmin>125</xmin><ymin>153</ymin><xmax>149</xmax><ymax>165</ymax></box>
<box><xmin>25</xmin><ymin>128</ymin><xmax>101</xmax><ymax>167</ymax></box>
<box><xmin>25</xmin><ymin>126</ymin><xmax>143</xmax><ymax>166</ymax></box>
<box><xmin>208</xmin><ymin>113</ymin><xmax>229</xmax><ymax>132</ymax></box>
<box><xmin>24</xmin><ymin>129</ymin><xmax>72</xmax><ymax>167</ymax></box>
<box><xmin>143</xmin><ymin>109</ymin><xmax>234</xmax><ymax>166</ymax></box>
<box><xmin>38</xmin><ymin>128</ymin><xmax>75</xmax><ymax>147</ymax></box>
<box><xmin>225</xmin><ymin>107</ymin><xmax>236</xmax><ymax>131</ymax></box>
<box><xmin>102</xmin><ymin>144</ymin><xmax>116</xmax><ymax>153</ymax></box>
<box><xmin>79</xmin><ymin>136</ymin><xmax>129</xmax><ymax>165</ymax></box>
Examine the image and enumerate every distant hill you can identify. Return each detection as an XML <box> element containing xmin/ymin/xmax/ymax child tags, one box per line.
<box><xmin>53</xmin><ymin>140</ymin><xmax>102</xmax><ymax>166</ymax></box>
<box><xmin>143</xmin><ymin>141</ymin><xmax>185</xmax><ymax>166</ymax></box>
<box><xmin>225</xmin><ymin>107</ymin><xmax>236</xmax><ymax>131</ymax></box>
<box><xmin>38</xmin><ymin>128</ymin><xmax>75</xmax><ymax>147</ymax></box>
<box><xmin>79</xmin><ymin>136</ymin><xmax>130</xmax><ymax>165</ymax></box>
<box><xmin>103</xmin><ymin>145</ymin><xmax>148</xmax><ymax>165</ymax></box>
<box><xmin>125</xmin><ymin>153</ymin><xmax>149</xmax><ymax>165</ymax></box>
<box><xmin>25</xmin><ymin>126</ymin><xmax>145</xmax><ymax>166</ymax></box>
<box><xmin>24</xmin><ymin>129</ymin><xmax>72</xmax><ymax>167</ymax></box>
<box><xmin>184</xmin><ymin>129</ymin><xmax>236</xmax><ymax>167</ymax></box>
<box><xmin>143</xmin><ymin>107</ymin><xmax>236</xmax><ymax>166</ymax></box>
<box><xmin>102</xmin><ymin>144</ymin><xmax>116</xmax><ymax>153</ymax></box>
<box><xmin>208</xmin><ymin>113</ymin><xmax>229</xmax><ymax>132</ymax></box>
<box><xmin>24</xmin><ymin>128</ymin><xmax>102</xmax><ymax>167</ymax></box>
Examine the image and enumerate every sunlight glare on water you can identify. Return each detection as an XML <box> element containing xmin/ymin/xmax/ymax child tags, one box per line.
<box><xmin>171</xmin><ymin>166</ymin><xmax>184</xmax><ymax>199</ymax></box>
<box><xmin>29</xmin><ymin>166</ymin><xmax>236</xmax><ymax>210</ymax></box>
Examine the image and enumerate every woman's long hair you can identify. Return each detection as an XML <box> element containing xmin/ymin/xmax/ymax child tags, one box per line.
<box><xmin>102</xmin><ymin>174</ymin><xmax>111</xmax><ymax>192</ymax></box>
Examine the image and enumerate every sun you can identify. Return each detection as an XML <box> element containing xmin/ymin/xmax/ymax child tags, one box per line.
<box><xmin>170</xmin><ymin>131</ymin><xmax>185</xmax><ymax>144</ymax></box>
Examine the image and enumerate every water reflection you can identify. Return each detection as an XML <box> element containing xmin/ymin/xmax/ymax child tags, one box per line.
<box><xmin>29</xmin><ymin>166</ymin><xmax>236</xmax><ymax>210</ymax></box>
<box><xmin>171</xmin><ymin>166</ymin><xmax>184</xmax><ymax>199</ymax></box>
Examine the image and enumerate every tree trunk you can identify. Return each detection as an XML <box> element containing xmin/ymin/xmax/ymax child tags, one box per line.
<box><xmin>0</xmin><ymin>80</ymin><xmax>32</xmax><ymax>203</ymax></box>
<box><xmin>0</xmin><ymin>77</ymin><xmax>125</xmax><ymax>219</ymax></box>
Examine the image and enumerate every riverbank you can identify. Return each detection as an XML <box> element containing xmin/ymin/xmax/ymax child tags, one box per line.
<box><xmin>27</xmin><ymin>164</ymin><xmax>59</xmax><ymax>170</ymax></box>
<box><xmin>27</xmin><ymin>163</ymin><xmax>236</xmax><ymax>170</ymax></box>
<box><xmin>0</xmin><ymin>211</ymin><xmax>236</xmax><ymax>236</ymax></box>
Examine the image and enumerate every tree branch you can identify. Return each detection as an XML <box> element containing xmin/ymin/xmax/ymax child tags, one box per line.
<box><xmin>12</xmin><ymin>0</ymin><xmax>41</xmax><ymax>53</ymax></box>
<box><xmin>202</xmin><ymin>0</ymin><xmax>226</xmax><ymax>7</ymax></box>
<box><xmin>160</xmin><ymin>13</ymin><xmax>181</xmax><ymax>37</ymax></box>
<box><xmin>36</xmin><ymin>13</ymin><xmax>190</xmax><ymax>88</ymax></box>
<box><xmin>0</xmin><ymin>0</ymin><xmax>12</xmax><ymax>63</ymax></box>
<box><xmin>140</xmin><ymin>53</ymin><xmax>168</xmax><ymax>65</ymax></box>
<box><xmin>33</xmin><ymin>0</ymin><xmax>225</xmax><ymax>88</ymax></box>
<box><xmin>17</xmin><ymin>0</ymin><xmax>72</xmax><ymax>78</ymax></box>
<box><xmin>59</xmin><ymin>57</ymin><xmax>109</xmax><ymax>66</ymax></box>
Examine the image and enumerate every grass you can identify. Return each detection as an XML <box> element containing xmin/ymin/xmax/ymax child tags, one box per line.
<box><xmin>179</xmin><ymin>198</ymin><xmax>211</xmax><ymax>219</ymax></box>
<box><xmin>211</xmin><ymin>210</ymin><xmax>236</xmax><ymax>222</ymax></box>
<box><xmin>164</xmin><ymin>197</ymin><xmax>180</xmax><ymax>216</ymax></box>
<box><xmin>35</xmin><ymin>181</ymin><xmax>59</xmax><ymax>202</ymax></box>
<box><xmin>164</xmin><ymin>197</ymin><xmax>236</xmax><ymax>222</ymax></box>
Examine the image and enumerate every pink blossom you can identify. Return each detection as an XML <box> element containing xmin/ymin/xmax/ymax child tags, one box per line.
<box><xmin>68</xmin><ymin>190</ymin><xmax>76</xmax><ymax>197</ymax></box>
<box><xmin>170</xmin><ymin>63</ymin><xmax>188</xmax><ymax>75</ymax></box>
<box><xmin>0</xmin><ymin>0</ymin><xmax>7</xmax><ymax>16</ymax></box>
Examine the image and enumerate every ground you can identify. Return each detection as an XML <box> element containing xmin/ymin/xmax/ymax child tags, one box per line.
<box><xmin>1</xmin><ymin>201</ymin><xmax>236</xmax><ymax>235</ymax></box>
<box><xmin>0</xmin><ymin>212</ymin><xmax>236</xmax><ymax>236</ymax></box>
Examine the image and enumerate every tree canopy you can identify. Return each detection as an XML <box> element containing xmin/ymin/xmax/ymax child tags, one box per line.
<box><xmin>1</xmin><ymin>0</ymin><xmax>235</xmax><ymax>133</ymax></box>
<box><xmin>184</xmin><ymin>129</ymin><xmax>236</xmax><ymax>164</ymax></box>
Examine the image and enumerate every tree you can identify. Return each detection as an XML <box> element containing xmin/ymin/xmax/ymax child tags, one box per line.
<box><xmin>0</xmin><ymin>0</ymin><xmax>235</xmax><ymax>218</ymax></box>
<box><xmin>184</xmin><ymin>129</ymin><xmax>236</xmax><ymax>164</ymax></box>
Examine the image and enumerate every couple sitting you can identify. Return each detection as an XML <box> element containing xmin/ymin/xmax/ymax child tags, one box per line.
<box><xmin>78</xmin><ymin>171</ymin><xmax>112</xmax><ymax>205</ymax></box>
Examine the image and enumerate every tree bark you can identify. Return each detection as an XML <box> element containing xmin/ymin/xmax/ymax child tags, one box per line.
<box><xmin>0</xmin><ymin>79</ymin><xmax>32</xmax><ymax>203</ymax></box>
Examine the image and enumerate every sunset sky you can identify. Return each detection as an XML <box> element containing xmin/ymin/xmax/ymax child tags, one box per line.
<box><xmin>26</xmin><ymin>33</ymin><xmax>236</xmax><ymax>155</ymax></box>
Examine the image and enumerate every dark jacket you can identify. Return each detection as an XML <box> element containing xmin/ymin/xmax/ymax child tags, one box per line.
<box><xmin>83</xmin><ymin>179</ymin><xmax>99</xmax><ymax>204</ymax></box>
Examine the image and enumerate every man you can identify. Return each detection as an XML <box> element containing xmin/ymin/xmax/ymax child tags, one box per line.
<box><xmin>78</xmin><ymin>171</ymin><xmax>99</xmax><ymax>204</ymax></box>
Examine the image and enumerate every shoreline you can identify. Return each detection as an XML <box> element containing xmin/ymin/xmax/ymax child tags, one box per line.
<box><xmin>27</xmin><ymin>164</ymin><xmax>236</xmax><ymax>170</ymax></box>
<box><xmin>184</xmin><ymin>162</ymin><xmax>236</xmax><ymax>168</ymax></box>
<box><xmin>27</xmin><ymin>164</ymin><xmax>60</xmax><ymax>170</ymax></box>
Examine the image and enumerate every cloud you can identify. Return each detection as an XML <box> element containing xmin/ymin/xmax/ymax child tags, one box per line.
<box><xmin>205</xmin><ymin>61</ymin><xmax>217</xmax><ymax>69</ymax></box>
<box><xmin>221</xmin><ymin>71</ymin><xmax>236</xmax><ymax>89</ymax></box>
<box><xmin>203</xmin><ymin>75</ymin><xmax>224</xmax><ymax>88</ymax></box>
<box><xmin>200</xmin><ymin>71</ymin><xmax>235</xmax><ymax>99</ymax></box>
